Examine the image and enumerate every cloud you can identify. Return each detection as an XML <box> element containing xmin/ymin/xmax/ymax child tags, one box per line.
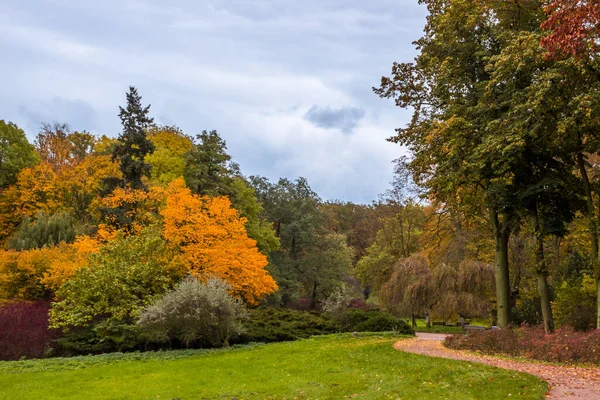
<box><xmin>17</xmin><ymin>97</ymin><xmax>98</xmax><ymax>134</ymax></box>
<box><xmin>304</xmin><ymin>105</ymin><xmax>365</xmax><ymax>133</ymax></box>
<box><xmin>0</xmin><ymin>0</ymin><xmax>427</xmax><ymax>202</ymax></box>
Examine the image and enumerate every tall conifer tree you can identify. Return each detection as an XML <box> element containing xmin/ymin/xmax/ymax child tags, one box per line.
<box><xmin>112</xmin><ymin>86</ymin><xmax>155</xmax><ymax>189</ymax></box>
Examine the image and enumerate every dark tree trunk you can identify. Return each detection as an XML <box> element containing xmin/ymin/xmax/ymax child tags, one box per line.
<box><xmin>490</xmin><ymin>209</ymin><xmax>512</xmax><ymax>328</ymax></box>
<box><xmin>530</xmin><ymin>206</ymin><xmax>554</xmax><ymax>333</ymax></box>
<box><xmin>310</xmin><ymin>281</ymin><xmax>319</xmax><ymax>310</ymax></box>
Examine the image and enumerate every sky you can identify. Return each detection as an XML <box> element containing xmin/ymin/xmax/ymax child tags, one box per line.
<box><xmin>0</xmin><ymin>0</ymin><xmax>427</xmax><ymax>203</ymax></box>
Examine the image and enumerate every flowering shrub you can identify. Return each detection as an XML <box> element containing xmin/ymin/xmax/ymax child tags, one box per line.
<box><xmin>0</xmin><ymin>301</ymin><xmax>60</xmax><ymax>360</ymax></box>
<box><xmin>444</xmin><ymin>325</ymin><xmax>600</xmax><ymax>364</ymax></box>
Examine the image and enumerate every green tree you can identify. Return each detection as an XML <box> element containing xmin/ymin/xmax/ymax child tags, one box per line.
<box><xmin>184</xmin><ymin>130</ymin><xmax>233</xmax><ymax>196</ymax></box>
<box><xmin>112</xmin><ymin>86</ymin><xmax>155</xmax><ymax>189</ymax></box>
<box><xmin>374</xmin><ymin>0</ymin><xmax>545</xmax><ymax>327</ymax></box>
<box><xmin>6</xmin><ymin>212</ymin><xmax>80</xmax><ymax>250</ymax></box>
<box><xmin>50</xmin><ymin>227</ymin><xmax>180</xmax><ymax>329</ymax></box>
<box><xmin>0</xmin><ymin>121</ymin><xmax>38</xmax><ymax>188</ymax></box>
<box><xmin>251</xmin><ymin>176</ymin><xmax>352</xmax><ymax>308</ymax></box>
<box><xmin>357</xmin><ymin>200</ymin><xmax>426</xmax><ymax>291</ymax></box>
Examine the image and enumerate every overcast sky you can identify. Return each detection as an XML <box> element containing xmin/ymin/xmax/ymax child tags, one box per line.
<box><xmin>0</xmin><ymin>0</ymin><xmax>426</xmax><ymax>203</ymax></box>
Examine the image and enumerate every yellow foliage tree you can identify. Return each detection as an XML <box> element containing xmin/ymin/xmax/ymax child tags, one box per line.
<box><xmin>40</xmin><ymin>229</ymin><xmax>118</xmax><ymax>291</ymax></box>
<box><xmin>161</xmin><ymin>179</ymin><xmax>277</xmax><ymax>304</ymax></box>
<box><xmin>146</xmin><ymin>127</ymin><xmax>194</xmax><ymax>185</ymax></box>
<box><xmin>0</xmin><ymin>163</ymin><xmax>61</xmax><ymax>240</ymax></box>
<box><xmin>0</xmin><ymin>247</ymin><xmax>59</xmax><ymax>301</ymax></box>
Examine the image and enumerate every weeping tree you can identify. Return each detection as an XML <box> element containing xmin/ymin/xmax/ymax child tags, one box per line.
<box><xmin>380</xmin><ymin>255</ymin><xmax>434</xmax><ymax>327</ymax></box>
<box><xmin>432</xmin><ymin>261</ymin><xmax>495</xmax><ymax>325</ymax></box>
<box><xmin>6</xmin><ymin>212</ymin><xmax>80</xmax><ymax>250</ymax></box>
<box><xmin>381</xmin><ymin>255</ymin><xmax>495</xmax><ymax>328</ymax></box>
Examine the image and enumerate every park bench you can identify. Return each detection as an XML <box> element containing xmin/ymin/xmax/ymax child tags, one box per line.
<box><xmin>464</xmin><ymin>325</ymin><xmax>485</xmax><ymax>332</ymax></box>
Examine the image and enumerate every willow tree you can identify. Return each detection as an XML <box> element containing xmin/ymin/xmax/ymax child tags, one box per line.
<box><xmin>380</xmin><ymin>255</ymin><xmax>433</xmax><ymax>327</ymax></box>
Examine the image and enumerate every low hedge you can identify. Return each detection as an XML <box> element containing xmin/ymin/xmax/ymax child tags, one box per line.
<box><xmin>444</xmin><ymin>325</ymin><xmax>600</xmax><ymax>364</ymax></box>
<box><xmin>233</xmin><ymin>308</ymin><xmax>413</xmax><ymax>345</ymax></box>
<box><xmin>232</xmin><ymin>308</ymin><xmax>337</xmax><ymax>344</ymax></box>
<box><xmin>346</xmin><ymin>310</ymin><xmax>413</xmax><ymax>334</ymax></box>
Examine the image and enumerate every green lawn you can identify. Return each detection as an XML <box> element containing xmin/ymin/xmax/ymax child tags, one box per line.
<box><xmin>0</xmin><ymin>334</ymin><xmax>546</xmax><ymax>399</ymax></box>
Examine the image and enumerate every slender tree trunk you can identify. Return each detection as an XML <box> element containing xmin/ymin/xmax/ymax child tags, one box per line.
<box><xmin>577</xmin><ymin>152</ymin><xmax>600</xmax><ymax>329</ymax></box>
<box><xmin>310</xmin><ymin>281</ymin><xmax>319</xmax><ymax>310</ymax></box>
<box><xmin>530</xmin><ymin>207</ymin><xmax>554</xmax><ymax>333</ymax></box>
<box><xmin>425</xmin><ymin>312</ymin><xmax>431</xmax><ymax>328</ymax></box>
<box><xmin>490</xmin><ymin>209</ymin><xmax>512</xmax><ymax>328</ymax></box>
<box><xmin>411</xmin><ymin>313</ymin><xmax>416</xmax><ymax>328</ymax></box>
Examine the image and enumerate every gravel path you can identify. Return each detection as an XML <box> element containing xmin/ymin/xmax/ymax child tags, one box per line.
<box><xmin>394</xmin><ymin>333</ymin><xmax>600</xmax><ymax>399</ymax></box>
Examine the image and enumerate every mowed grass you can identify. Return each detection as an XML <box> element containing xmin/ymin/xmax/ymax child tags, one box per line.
<box><xmin>0</xmin><ymin>334</ymin><xmax>547</xmax><ymax>400</ymax></box>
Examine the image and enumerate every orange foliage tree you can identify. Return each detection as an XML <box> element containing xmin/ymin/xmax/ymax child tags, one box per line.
<box><xmin>161</xmin><ymin>179</ymin><xmax>277</xmax><ymax>304</ymax></box>
<box><xmin>0</xmin><ymin>247</ymin><xmax>58</xmax><ymax>301</ymax></box>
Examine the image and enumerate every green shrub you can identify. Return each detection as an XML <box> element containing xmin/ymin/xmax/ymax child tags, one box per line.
<box><xmin>234</xmin><ymin>308</ymin><xmax>413</xmax><ymax>345</ymax></box>
<box><xmin>346</xmin><ymin>310</ymin><xmax>413</xmax><ymax>334</ymax></box>
<box><xmin>554</xmin><ymin>274</ymin><xmax>596</xmax><ymax>331</ymax></box>
<box><xmin>233</xmin><ymin>308</ymin><xmax>337</xmax><ymax>344</ymax></box>
<box><xmin>50</xmin><ymin>228</ymin><xmax>179</xmax><ymax>329</ymax></box>
<box><xmin>137</xmin><ymin>277</ymin><xmax>247</xmax><ymax>348</ymax></box>
<box><xmin>55</xmin><ymin>320</ymin><xmax>140</xmax><ymax>356</ymax></box>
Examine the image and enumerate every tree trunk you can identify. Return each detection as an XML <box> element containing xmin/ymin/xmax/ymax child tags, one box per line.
<box><xmin>411</xmin><ymin>313</ymin><xmax>416</xmax><ymax>328</ymax></box>
<box><xmin>310</xmin><ymin>281</ymin><xmax>319</xmax><ymax>310</ymax></box>
<box><xmin>577</xmin><ymin>152</ymin><xmax>600</xmax><ymax>329</ymax></box>
<box><xmin>530</xmin><ymin>207</ymin><xmax>554</xmax><ymax>333</ymax></box>
<box><xmin>425</xmin><ymin>312</ymin><xmax>431</xmax><ymax>328</ymax></box>
<box><xmin>490</xmin><ymin>209</ymin><xmax>512</xmax><ymax>328</ymax></box>
<box><xmin>537</xmin><ymin>274</ymin><xmax>553</xmax><ymax>332</ymax></box>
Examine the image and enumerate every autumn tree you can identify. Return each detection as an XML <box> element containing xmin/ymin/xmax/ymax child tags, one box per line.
<box><xmin>112</xmin><ymin>86</ymin><xmax>155</xmax><ymax>189</ymax></box>
<box><xmin>374</xmin><ymin>0</ymin><xmax>546</xmax><ymax>327</ymax></box>
<box><xmin>35</xmin><ymin>123</ymin><xmax>95</xmax><ymax>171</ymax></box>
<box><xmin>0</xmin><ymin>163</ymin><xmax>61</xmax><ymax>241</ymax></box>
<box><xmin>321</xmin><ymin>201</ymin><xmax>383</xmax><ymax>263</ymax></box>
<box><xmin>357</xmin><ymin>200</ymin><xmax>426</xmax><ymax>292</ymax></box>
<box><xmin>0</xmin><ymin>121</ymin><xmax>38</xmax><ymax>188</ymax></box>
<box><xmin>542</xmin><ymin>0</ymin><xmax>600</xmax><ymax>59</ymax></box>
<box><xmin>161</xmin><ymin>179</ymin><xmax>277</xmax><ymax>304</ymax></box>
<box><xmin>145</xmin><ymin>126</ymin><xmax>194</xmax><ymax>185</ymax></box>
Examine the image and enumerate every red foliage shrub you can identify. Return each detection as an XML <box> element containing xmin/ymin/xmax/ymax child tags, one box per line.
<box><xmin>444</xmin><ymin>325</ymin><xmax>600</xmax><ymax>364</ymax></box>
<box><xmin>347</xmin><ymin>298</ymin><xmax>368</xmax><ymax>310</ymax></box>
<box><xmin>0</xmin><ymin>301</ymin><xmax>60</xmax><ymax>360</ymax></box>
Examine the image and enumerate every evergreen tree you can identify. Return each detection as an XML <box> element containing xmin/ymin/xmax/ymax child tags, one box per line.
<box><xmin>184</xmin><ymin>130</ymin><xmax>233</xmax><ymax>196</ymax></box>
<box><xmin>112</xmin><ymin>86</ymin><xmax>155</xmax><ymax>189</ymax></box>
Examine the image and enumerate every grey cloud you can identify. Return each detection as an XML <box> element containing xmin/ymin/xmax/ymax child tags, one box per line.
<box><xmin>17</xmin><ymin>97</ymin><xmax>98</xmax><ymax>133</ymax></box>
<box><xmin>0</xmin><ymin>0</ymin><xmax>427</xmax><ymax>202</ymax></box>
<box><xmin>304</xmin><ymin>105</ymin><xmax>365</xmax><ymax>133</ymax></box>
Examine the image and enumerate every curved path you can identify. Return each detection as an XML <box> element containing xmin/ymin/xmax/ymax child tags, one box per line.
<box><xmin>394</xmin><ymin>333</ymin><xmax>600</xmax><ymax>399</ymax></box>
